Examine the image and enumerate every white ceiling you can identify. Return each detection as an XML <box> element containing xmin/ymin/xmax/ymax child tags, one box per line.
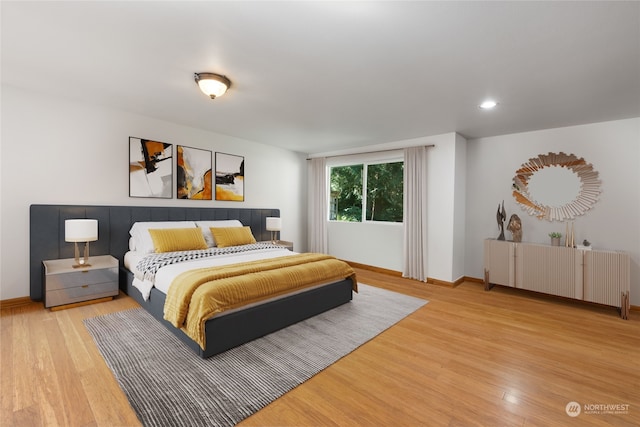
<box><xmin>2</xmin><ymin>1</ymin><xmax>639</xmax><ymax>154</ymax></box>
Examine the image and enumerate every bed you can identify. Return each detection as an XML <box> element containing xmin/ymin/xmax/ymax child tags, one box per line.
<box><xmin>29</xmin><ymin>204</ymin><xmax>356</xmax><ymax>358</ymax></box>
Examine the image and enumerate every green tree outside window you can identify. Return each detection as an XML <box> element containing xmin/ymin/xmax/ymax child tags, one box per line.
<box><xmin>330</xmin><ymin>161</ymin><xmax>403</xmax><ymax>223</ymax></box>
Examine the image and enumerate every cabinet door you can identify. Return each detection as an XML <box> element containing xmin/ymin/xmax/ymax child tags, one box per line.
<box><xmin>516</xmin><ymin>244</ymin><xmax>582</xmax><ymax>299</ymax></box>
<box><xmin>583</xmin><ymin>251</ymin><xmax>630</xmax><ymax>307</ymax></box>
<box><xmin>483</xmin><ymin>239</ymin><xmax>515</xmax><ymax>287</ymax></box>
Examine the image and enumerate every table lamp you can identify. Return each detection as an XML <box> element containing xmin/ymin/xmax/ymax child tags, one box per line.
<box><xmin>265</xmin><ymin>217</ymin><xmax>281</xmax><ymax>244</ymax></box>
<box><xmin>65</xmin><ymin>219</ymin><xmax>98</xmax><ymax>268</ymax></box>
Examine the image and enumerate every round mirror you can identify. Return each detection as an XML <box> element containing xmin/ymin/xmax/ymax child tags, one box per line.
<box><xmin>512</xmin><ymin>152</ymin><xmax>601</xmax><ymax>221</ymax></box>
<box><xmin>527</xmin><ymin>166</ymin><xmax>581</xmax><ymax>207</ymax></box>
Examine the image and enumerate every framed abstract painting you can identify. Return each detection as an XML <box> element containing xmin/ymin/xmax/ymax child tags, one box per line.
<box><xmin>177</xmin><ymin>145</ymin><xmax>212</xmax><ymax>200</ymax></box>
<box><xmin>129</xmin><ymin>137</ymin><xmax>173</xmax><ymax>198</ymax></box>
<box><xmin>215</xmin><ymin>152</ymin><xmax>244</xmax><ymax>201</ymax></box>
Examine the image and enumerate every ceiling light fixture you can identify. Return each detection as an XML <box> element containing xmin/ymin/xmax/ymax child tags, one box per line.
<box><xmin>194</xmin><ymin>72</ymin><xmax>231</xmax><ymax>99</ymax></box>
<box><xmin>479</xmin><ymin>100</ymin><xmax>498</xmax><ymax>110</ymax></box>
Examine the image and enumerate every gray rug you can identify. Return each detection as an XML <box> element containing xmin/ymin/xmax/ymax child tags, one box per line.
<box><xmin>84</xmin><ymin>284</ymin><xmax>427</xmax><ymax>427</ymax></box>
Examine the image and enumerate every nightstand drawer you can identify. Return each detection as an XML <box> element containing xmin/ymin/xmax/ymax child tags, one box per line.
<box><xmin>45</xmin><ymin>267</ymin><xmax>118</xmax><ymax>291</ymax></box>
<box><xmin>46</xmin><ymin>281</ymin><xmax>118</xmax><ymax>307</ymax></box>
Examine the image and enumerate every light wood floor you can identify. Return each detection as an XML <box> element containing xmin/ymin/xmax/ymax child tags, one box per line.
<box><xmin>2</xmin><ymin>268</ymin><xmax>639</xmax><ymax>426</ymax></box>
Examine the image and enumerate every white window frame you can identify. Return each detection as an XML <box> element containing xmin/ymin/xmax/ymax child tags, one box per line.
<box><xmin>328</xmin><ymin>153</ymin><xmax>403</xmax><ymax>224</ymax></box>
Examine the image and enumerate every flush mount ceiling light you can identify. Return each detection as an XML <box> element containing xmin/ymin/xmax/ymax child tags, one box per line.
<box><xmin>479</xmin><ymin>100</ymin><xmax>498</xmax><ymax>110</ymax></box>
<box><xmin>194</xmin><ymin>72</ymin><xmax>231</xmax><ymax>99</ymax></box>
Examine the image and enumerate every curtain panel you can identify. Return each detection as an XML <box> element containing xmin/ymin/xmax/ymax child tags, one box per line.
<box><xmin>403</xmin><ymin>147</ymin><xmax>428</xmax><ymax>281</ymax></box>
<box><xmin>308</xmin><ymin>157</ymin><xmax>328</xmax><ymax>253</ymax></box>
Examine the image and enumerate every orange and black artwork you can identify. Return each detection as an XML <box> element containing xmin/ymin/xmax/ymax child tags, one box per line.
<box><xmin>177</xmin><ymin>145</ymin><xmax>212</xmax><ymax>200</ymax></box>
<box><xmin>129</xmin><ymin>137</ymin><xmax>173</xmax><ymax>198</ymax></box>
<box><xmin>215</xmin><ymin>152</ymin><xmax>244</xmax><ymax>202</ymax></box>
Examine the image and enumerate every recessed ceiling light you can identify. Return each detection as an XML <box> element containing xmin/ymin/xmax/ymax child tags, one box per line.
<box><xmin>479</xmin><ymin>100</ymin><xmax>498</xmax><ymax>110</ymax></box>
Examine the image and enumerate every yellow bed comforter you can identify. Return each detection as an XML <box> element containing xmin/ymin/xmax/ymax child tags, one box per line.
<box><xmin>163</xmin><ymin>253</ymin><xmax>357</xmax><ymax>349</ymax></box>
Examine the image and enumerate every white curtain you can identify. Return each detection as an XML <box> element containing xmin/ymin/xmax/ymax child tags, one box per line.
<box><xmin>403</xmin><ymin>146</ymin><xmax>428</xmax><ymax>281</ymax></box>
<box><xmin>308</xmin><ymin>157</ymin><xmax>328</xmax><ymax>253</ymax></box>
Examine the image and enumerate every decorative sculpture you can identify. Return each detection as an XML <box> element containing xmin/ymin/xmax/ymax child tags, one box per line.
<box><xmin>496</xmin><ymin>200</ymin><xmax>506</xmax><ymax>240</ymax></box>
<box><xmin>506</xmin><ymin>214</ymin><xmax>522</xmax><ymax>242</ymax></box>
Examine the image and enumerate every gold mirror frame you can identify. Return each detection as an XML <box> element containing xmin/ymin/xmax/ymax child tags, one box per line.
<box><xmin>512</xmin><ymin>152</ymin><xmax>601</xmax><ymax>221</ymax></box>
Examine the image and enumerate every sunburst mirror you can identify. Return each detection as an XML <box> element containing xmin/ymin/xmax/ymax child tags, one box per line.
<box><xmin>512</xmin><ymin>152</ymin><xmax>601</xmax><ymax>221</ymax></box>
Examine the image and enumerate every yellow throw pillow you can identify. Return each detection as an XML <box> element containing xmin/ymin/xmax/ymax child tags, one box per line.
<box><xmin>148</xmin><ymin>228</ymin><xmax>208</xmax><ymax>253</ymax></box>
<box><xmin>210</xmin><ymin>226</ymin><xmax>257</xmax><ymax>248</ymax></box>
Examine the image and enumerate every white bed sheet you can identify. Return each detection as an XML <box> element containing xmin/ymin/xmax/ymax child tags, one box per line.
<box><xmin>125</xmin><ymin>247</ymin><xmax>349</xmax><ymax>322</ymax></box>
<box><xmin>125</xmin><ymin>247</ymin><xmax>296</xmax><ymax>300</ymax></box>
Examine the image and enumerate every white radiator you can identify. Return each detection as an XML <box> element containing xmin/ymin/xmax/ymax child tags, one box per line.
<box><xmin>583</xmin><ymin>250</ymin><xmax>630</xmax><ymax>308</ymax></box>
<box><xmin>516</xmin><ymin>244</ymin><xmax>582</xmax><ymax>299</ymax></box>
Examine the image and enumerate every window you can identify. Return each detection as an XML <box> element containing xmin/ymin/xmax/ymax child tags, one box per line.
<box><xmin>366</xmin><ymin>161</ymin><xmax>404</xmax><ymax>222</ymax></box>
<box><xmin>329</xmin><ymin>161</ymin><xmax>403</xmax><ymax>223</ymax></box>
<box><xmin>329</xmin><ymin>164</ymin><xmax>363</xmax><ymax>222</ymax></box>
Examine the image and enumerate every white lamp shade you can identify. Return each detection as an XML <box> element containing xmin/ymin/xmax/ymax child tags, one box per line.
<box><xmin>198</xmin><ymin>79</ymin><xmax>228</xmax><ymax>98</ymax></box>
<box><xmin>266</xmin><ymin>217</ymin><xmax>282</xmax><ymax>231</ymax></box>
<box><xmin>65</xmin><ymin>219</ymin><xmax>98</xmax><ymax>242</ymax></box>
<box><xmin>195</xmin><ymin>73</ymin><xmax>231</xmax><ymax>99</ymax></box>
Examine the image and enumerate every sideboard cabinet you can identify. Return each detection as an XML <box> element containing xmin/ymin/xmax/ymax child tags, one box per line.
<box><xmin>483</xmin><ymin>239</ymin><xmax>630</xmax><ymax>318</ymax></box>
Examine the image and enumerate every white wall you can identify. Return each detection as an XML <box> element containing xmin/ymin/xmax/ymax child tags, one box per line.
<box><xmin>451</xmin><ymin>133</ymin><xmax>467</xmax><ymax>280</ymax></box>
<box><xmin>465</xmin><ymin>118</ymin><xmax>640</xmax><ymax>305</ymax></box>
<box><xmin>319</xmin><ymin>132</ymin><xmax>467</xmax><ymax>283</ymax></box>
<box><xmin>328</xmin><ymin>220</ymin><xmax>403</xmax><ymax>270</ymax></box>
<box><xmin>425</xmin><ymin>133</ymin><xmax>468</xmax><ymax>282</ymax></box>
<box><xmin>0</xmin><ymin>85</ymin><xmax>307</xmax><ymax>300</ymax></box>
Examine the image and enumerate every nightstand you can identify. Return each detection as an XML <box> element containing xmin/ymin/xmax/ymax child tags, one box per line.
<box><xmin>261</xmin><ymin>240</ymin><xmax>294</xmax><ymax>251</ymax></box>
<box><xmin>43</xmin><ymin>255</ymin><xmax>119</xmax><ymax>310</ymax></box>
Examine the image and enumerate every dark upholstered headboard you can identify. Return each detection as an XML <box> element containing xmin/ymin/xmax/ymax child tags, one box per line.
<box><xmin>29</xmin><ymin>204</ymin><xmax>280</xmax><ymax>301</ymax></box>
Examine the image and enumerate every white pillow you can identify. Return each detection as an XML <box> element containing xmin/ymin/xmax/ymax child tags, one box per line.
<box><xmin>129</xmin><ymin>221</ymin><xmax>198</xmax><ymax>254</ymax></box>
<box><xmin>195</xmin><ymin>220</ymin><xmax>243</xmax><ymax>247</ymax></box>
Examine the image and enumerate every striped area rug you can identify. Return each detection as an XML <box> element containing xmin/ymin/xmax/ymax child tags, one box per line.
<box><xmin>84</xmin><ymin>284</ymin><xmax>427</xmax><ymax>427</ymax></box>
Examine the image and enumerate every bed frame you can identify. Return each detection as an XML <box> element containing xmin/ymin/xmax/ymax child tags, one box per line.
<box><xmin>29</xmin><ymin>204</ymin><xmax>353</xmax><ymax>358</ymax></box>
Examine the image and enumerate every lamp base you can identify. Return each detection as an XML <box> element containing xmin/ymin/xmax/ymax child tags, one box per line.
<box><xmin>72</xmin><ymin>263</ymin><xmax>92</xmax><ymax>269</ymax></box>
<box><xmin>72</xmin><ymin>242</ymin><xmax>92</xmax><ymax>268</ymax></box>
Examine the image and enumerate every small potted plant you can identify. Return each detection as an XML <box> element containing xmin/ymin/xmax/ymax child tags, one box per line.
<box><xmin>549</xmin><ymin>232</ymin><xmax>562</xmax><ymax>246</ymax></box>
